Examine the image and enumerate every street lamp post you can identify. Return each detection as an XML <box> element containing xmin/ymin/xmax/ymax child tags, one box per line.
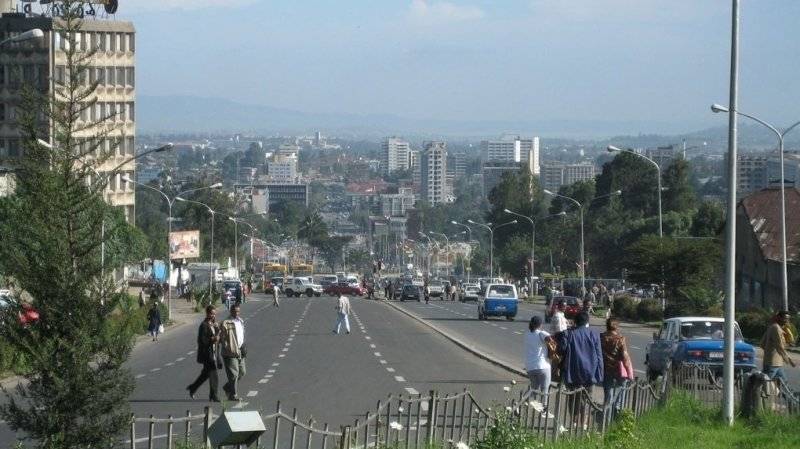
<box><xmin>608</xmin><ymin>145</ymin><xmax>662</xmax><ymax>237</ymax></box>
<box><xmin>543</xmin><ymin>190</ymin><xmax>621</xmax><ymax>297</ymax></box>
<box><xmin>468</xmin><ymin>220</ymin><xmax>517</xmax><ymax>279</ymax></box>
<box><xmin>451</xmin><ymin>221</ymin><xmax>473</xmax><ymax>282</ymax></box>
<box><xmin>504</xmin><ymin>209</ymin><xmax>567</xmax><ymax>296</ymax></box>
<box><xmin>418</xmin><ymin>232</ymin><xmax>436</xmax><ymax>276</ymax></box>
<box><xmin>711</xmin><ymin>104</ymin><xmax>799</xmax><ymax>311</ymax></box>
<box><xmin>176</xmin><ymin>197</ymin><xmax>216</xmax><ymax>294</ymax></box>
<box><xmin>430</xmin><ymin>232</ymin><xmax>450</xmax><ymax>279</ymax></box>
<box><xmin>123</xmin><ymin>177</ymin><xmax>222</xmax><ymax>320</ymax></box>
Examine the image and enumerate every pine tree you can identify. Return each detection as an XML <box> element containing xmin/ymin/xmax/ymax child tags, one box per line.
<box><xmin>0</xmin><ymin>2</ymin><xmax>143</xmax><ymax>446</ymax></box>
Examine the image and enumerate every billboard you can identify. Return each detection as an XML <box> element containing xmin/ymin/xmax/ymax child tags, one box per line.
<box><xmin>169</xmin><ymin>230</ymin><xmax>201</xmax><ymax>260</ymax></box>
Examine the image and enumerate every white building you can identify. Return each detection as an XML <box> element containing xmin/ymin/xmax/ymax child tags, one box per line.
<box><xmin>381</xmin><ymin>137</ymin><xmax>411</xmax><ymax>174</ymax></box>
<box><xmin>421</xmin><ymin>141</ymin><xmax>447</xmax><ymax>206</ymax></box>
<box><xmin>268</xmin><ymin>154</ymin><xmax>298</xmax><ymax>181</ymax></box>
<box><xmin>380</xmin><ymin>187</ymin><xmax>415</xmax><ymax>217</ymax></box>
<box><xmin>541</xmin><ymin>163</ymin><xmax>596</xmax><ymax>192</ymax></box>
<box><xmin>482</xmin><ymin>136</ymin><xmax>539</xmax><ymax>175</ymax></box>
<box><xmin>0</xmin><ymin>10</ymin><xmax>137</xmax><ymax>221</ymax></box>
<box><xmin>736</xmin><ymin>154</ymin><xmax>769</xmax><ymax>195</ymax></box>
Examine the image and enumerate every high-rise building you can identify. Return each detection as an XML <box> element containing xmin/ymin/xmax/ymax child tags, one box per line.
<box><xmin>482</xmin><ymin>135</ymin><xmax>539</xmax><ymax>173</ymax></box>
<box><xmin>0</xmin><ymin>11</ymin><xmax>137</xmax><ymax>221</ymax></box>
<box><xmin>410</xmin><ymin>150</ymin><xmax>421</xmax><ymax>187</ymax></box>
<box><xmin>736</xmin><ymin>154</ymin><xmax>769</xmax><ymax>195</ymax></box>
<box><xmin>541</xmin><ymin>163</ymin><xmax>596</xmax><ymax>192</ymax></box>
<box><xmin>381</xmin><ymin>137</ymin><xmax>410</xmax><ymax>175</ymax></box>
<box><xmin>482</xmin><ymin>161</ymin><xmax>522</xmax><ymax>197</ymax></box>
<box><xmin>645</xmin><ymin>145</ymin><xmax>677</xmax><ymax>171</ymax></box>
<box><xmin>420</xmin><ymin>141</ymin><xmax>447</xmax><ymax>206</ymax></box>
<box><xmin>519</xmin><ymin>137</ymin><xmax>540</xmax><ymax>175</ymax></box>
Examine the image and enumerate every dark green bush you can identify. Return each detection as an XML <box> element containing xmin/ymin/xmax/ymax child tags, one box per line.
<box><xmin>636</xmin><ymin>300</ymin><xmax>664</xmax><ymax>322</ymax></box>
<box><xmin>736</xmin><ymin>309</ymin><xmax>773</xmax><ymax>342</ymax></box>
<box><xmin>612</xmin><ymin>295</ymin><xmax>638</xmax><ymax>320</ymax></box>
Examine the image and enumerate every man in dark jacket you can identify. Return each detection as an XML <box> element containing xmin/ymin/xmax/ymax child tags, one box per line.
<box><xmin>560</xmin><ymin>312</ymin><xmax>603</xmax><ymax>392</ymax></box>
<box><xmin>187</xmin><ymin>305</ymin><xmax>221</xmax><ymax>402</ymax></box>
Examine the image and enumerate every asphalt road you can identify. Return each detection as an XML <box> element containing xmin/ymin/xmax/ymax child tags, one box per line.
<box><xmin>0</xmin><ymin>293</ymin><xmax>525</xmax><ymax>446</ymax></box>
<box><xmin>389</xmin><ymin>297</ymin><xmax>800</xmax><ymax>389</ymax></box>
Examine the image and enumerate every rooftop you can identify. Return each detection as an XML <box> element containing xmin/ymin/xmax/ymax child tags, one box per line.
<box><xmin>740</xmin><ymin>186</ymin><xmax>800</xmax><ymax>263</ymax></box>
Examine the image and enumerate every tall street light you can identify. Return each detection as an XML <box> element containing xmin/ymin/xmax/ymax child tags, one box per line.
<box><xmin>418</xmin><ymin>232</ymin><xmax>436</xmax><ymax>276</ymax></box>
<box><xmin>504</xmin><ymin>209</ymin><xmax>567</xmax><ymax>295</ymax></box>
<box><xmin>608</xmin><ymin>145</ymin><xmax>663</xmax><ymax>237</ymax></box>
<box><xmin>0</xmin><ymin>28</ymin><xmax>44</xmax><ymax>47</ymax></box>
<box><xmin>543</xmin><ymin>189</ymin><xmax>622</xmax><ymax>295</ymax></box>
<box><xmin>122</xmin><ymin>177</ymin><xmax>222</xmax><ymax>320</ymax></box>
<box><xmin>468</xmin><ymin>220</ymin><xmax>518</xmax><ymax>279</ymax></box>
<box><xmin>176</xmin><ymin>197</ymin><xmax>217</xmax><ymax>294</ymax></box>
<box><xmin>452</xmin><ymin>221</ymin><xmax>474</xmax><ymax>282</ymax></box>
<box><xmin>429</xmin><ymin>231</ymin><xmax>451</xmax><ymax>279</ymax></box>
<box><xmin>711</xmin><ymin>104</ymin><xmax>799</xmax><ymax>311</ymax></box>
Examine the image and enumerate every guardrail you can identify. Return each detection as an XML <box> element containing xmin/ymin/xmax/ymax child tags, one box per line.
<box><xmin>126</xmin><ymin>366</ymin><xmax>798</xmax><ymax>449</ymax></box>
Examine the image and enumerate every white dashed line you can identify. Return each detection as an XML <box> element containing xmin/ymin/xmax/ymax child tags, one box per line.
<box><xmin>373</xmin><ymin>352</ymin><xmax>382</xmax><ymax>357</ymax></box>
<box><xmin>369</xmin><ymin>344</ymin><xmax>376</xmax><ymax>348</ymax></box>
<box><xmin>514</xmin><ymin>331</ymin><xmax>523</xmax><ymax>335</ymax></box>
<box><xmin>380</xmin><ymin>360</ymin><xmax>388</xmax><ymax>364</ymax></box>
<box><xmin>282</xmin><ymin>348</ymin><xmax>289</xmax><ymax>352</ymax></box>
<box><xmin>631</xmin><ymin>345</ymin><xmax>641</xmax><ymax>350</ymax></box>
<box><xmin>272</xmin><ymin>363</ymin><xmax>280</xmax><ymax>367</ymax></box>
<box><xmin>386</xmin><ymin>367</ymin><xmax>396</xmax><ymax>372</ymax></box>
<box><xmin>176</xmin><ymin>357</ymin><xmax>185</xmax><ymax>362</ymax></box>
<box><xmin>232</xmin><ymin>402</ymin><xmax>249</xmax><ymax>409</ymax></box>
<box><xmin>634</xmin><ymin>369</ymin><xmax>645</xmax><ymax>374</ymax></box>
<box><xmin>500</xmin><ymin>327</ymin><xmax>507</xmax><ymax>330</ymax></box>
<box><xmin>135</xmin><ymin>374</ymin><xmax>145</xmax><ymax>379</ymax></box>
<box><xmin>258</xmin><ymin>379</ymin><xmax>269</xmax><ymax>384</ymax></box>
<box><xmin>265</xmin><ymin>374</ymin><xmax>273</xmax><ymax>378</ymax></box>
<box><xmin>268</xmin><ymin>369</ymin><xmax>276</xmax><ymax>373</ymax></box>
<box><xmin>187</xmin><ymin>351</ymin><xmax>195</xmax><ymax>355</ymax></box>
<box><xmin>405</xmin><ymin>387</ymin><xmax>420</xmax><ymax>395</ymax></box>
<box><xmin>278</xmin><ymin>354</ymin><xmax>285</xmax><ymax>358</ymax></box>
<box><xmin>365</xmin><ymin>336</ymin><xmax>371</xmax><ymax>340</ymax></box>
<box><xmin>165</xmin><ymin>362</ymin><xmax>174</xmax><ymax>367</ymax></box>
<box><xmin>247</xmin><ymin>391</ymin><xmax>258</xmax><ymax>397</ymax></box>
<box><xmin>150</xmin><ymin>368</ymin><xmax>160</xmax><ymax>372</ymax></box>
<box><xmin>394</xmin><ymin>376</ymin><xmax>406</xmax><ymax>382</ymax></box>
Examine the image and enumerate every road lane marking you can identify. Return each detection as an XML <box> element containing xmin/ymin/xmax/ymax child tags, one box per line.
<box><xmin>386</xmin><ymin>367</ymin><xmax>396</xmax><ymax>372</ymax></box>
<box><xmin>150</xmin><ymin>368</ymin><xmax>160</xmax><ymax>372</ymax></box>
<box><xmin>282</xmin><ymin>348</ymin><xmax>289</xmax><ymax>352</ymax></box>
<box><xmin>374</xmin><ymin>352</ymin><xmax>382</xmax><ymax>357</ymax></box>
<box><xmin>258</xmin><ymin>379</ymin><xmax>269</xmax><ymax>384</ymax></box>
<box><xmin>272</xmin><ymin>363</ymin><xmax>280</xmax><ymax>366</ymax></box>
<box><xmin>514</xmin><ymin>331</ymin><xmax>523</xmax><ymax>335</ymax></box>
<box><xmin>165</xmin><ymin>362</ymin><xmax>174</xmax><ymax>367</ymax></box>
<box><xmin>405</xmin><ymin>387</ymin><xmax>420</xmax><ymax>395</ymax></box>
<box><xmin>247</xmin><ymin>391</ymin><xmax>258</xmax><ymax>397</ymax></box>
<box><xmin>176</xmin><ymin>357</ymin><xmax>185</xmax><ymax>362</ymax></box>
<box><xmin>365</xmin><ymin>336</ymin><xmax>372</xmax><ymax>340</ymax></box>
<box><xmin>634</xmin><ymin>369</ymin><xmax>645</xmax><ymax>374</ymax></box>
<box><xmin>268</xmin><ymin>369</ymin><xmax>276</xmax><ymax>373</ymax></box>
<box><xmin>265</xmin><ymin>374</ymin><xmax>273</xmax><ymax>378</ymax></box>
<box><xmin>135</xmin><ymin>374</ymin><xmax>145</xmax><ymax>379</ymax></box>
<box><xmin>394</xmin><ymin>376</ymin><xmax>406</xmax><ymax>382</ymax></box>
<box><xmin>233</xmin><ymin>402</ymin><xmax>249</xmax><ymax>409</ymax></box>
<box><xmin>631</xmin><ymin>345</ymin><xmax>641</xmax><ymax>350</ymax></box>
<box><xmin>278</xmin><ymin>354</ymin><xmax>285</xmax><ymax>358</ymax></box>
<box><xmin>370</xmin><ymin>344</ymin><xmax>376</xmax><ymax>348</ymax></box>
<box><xmin>380</xmin><ymin>360</ymin><xmax>387</xmax><ymax>364</ymax></box>
<box><xmin>187</xmin><ymin>351</ymin><xmax>195</xmax><ymax>355</ymax></box>
<box><xmin>500</xmin><ymin>327</ymin><xmax>507</xmax><ymax>330</ymax></box>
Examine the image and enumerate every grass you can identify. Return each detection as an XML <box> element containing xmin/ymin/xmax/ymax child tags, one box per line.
<box><xmin>543</xmin><ymin>394</ymin><xmax>800</xmax><ymax>449</ymax></box>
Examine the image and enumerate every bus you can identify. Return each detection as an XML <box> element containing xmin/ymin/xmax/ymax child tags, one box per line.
<box><xmin>263</xmin><ymin>263</ymin><xmax>288</xmax><ymax>293</ymax></box>
<box><xmin>291</xmin><ymin>263</ymin><xmax>314</xmax><ymax>278</ymax></box>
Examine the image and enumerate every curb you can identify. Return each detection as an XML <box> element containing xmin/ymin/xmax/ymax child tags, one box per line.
<box><xmin>382</xmin><ymin>300</ymin><xmax>527</xmax><ymax>378</ymax></box>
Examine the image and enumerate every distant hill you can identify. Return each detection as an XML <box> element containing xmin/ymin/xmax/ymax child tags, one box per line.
<box><xmin>137</xmin><ymin>95</ymin><xmax>712</xmax><ymax>139</ymax></box>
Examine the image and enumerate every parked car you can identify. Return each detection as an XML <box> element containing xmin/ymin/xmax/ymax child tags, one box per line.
<box><xmin>283</xmin><ymin>277</ymin><xmax>323</xmax><ymax>297</ymax></box>
<box><xmin>461</xmin><ymin>284</ymin><xmax>481</xmax><ymax>302</ymax></box>
<box><xmin>317</xmin><ymin>275</ymin><xmax>340</xmax><ymax>289</ymax></box>
<box><xmin>478</xmin><ymin>284</ymin><xmax>518</xmax><ymax>321</ymax></box>
<box><xmin>400</xmin><ymin>284</ymin><xmax>422</xmax><ymax>302</ymax></box>
<box><xmin>324</xmin><ymin>282</ymin><xmax>366</xmax><ymax>297</ymax></box>
<box><xmin>645</xmin><ymin>316</ymin><xmax>756</xmax><ymax>381</ymax></box>
<box><xmin>544</xmin><ymin>296</ymin><xmax>581</xmax><ymax>323</ymax></box>
<box><xmin>428</xmin><ymin>280</ymin><xmax>445</xmax><ymax>298</ymax></box>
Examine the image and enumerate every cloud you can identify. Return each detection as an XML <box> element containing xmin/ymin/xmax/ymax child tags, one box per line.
<box><xmin>125</xmin><ymin>0</ymin><xmax>258</xmax><ymax>12</ymax></box>
<box><xmin>408</xmin><ymin>0</ymin><xmax>485</xmax><ymax>25</ymax></box>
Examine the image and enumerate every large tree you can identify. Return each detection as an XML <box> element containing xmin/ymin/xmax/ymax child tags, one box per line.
<box><xmin>0</xmin><ymin>3</ymin><xmax>142</xmax><ymax>446</ymax></box>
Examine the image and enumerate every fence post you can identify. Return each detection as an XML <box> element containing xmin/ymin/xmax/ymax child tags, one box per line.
<box><xmin>425</xmin><ymin>390</ymin><xmax>437</xmax><ymax>446</ymax></box>
<box><xmin>130</xmin><ymin>413</ymin><xmax>136</xmax><ymax>449</ymax></box>
<box><xmin>551</xmin><ymin>387</ymin><xmax>563</xmax><ymax>443</ymax></box>
<box><xmin>167</xmin><ymin>415</ymin><xmax>174</xmax><ymax>449</ymax></box>
<box><xmin>339</xmin><ymin>425</ymin><xmax>350</xmax><ymax>449</ymax></box>
<box><xmin>148</xmin><ymin>415</ymin><xmax>155</xmax><ymax>449</ymax></box>
<box><xmin>203</xmin><ymin>406</ymin><xmax>212</xmax><ymax>449</ymax></box>
<box><xmin>185</xmin><ymin>410</ymin><xmax>192</xmax><ymax>445</ymax></box>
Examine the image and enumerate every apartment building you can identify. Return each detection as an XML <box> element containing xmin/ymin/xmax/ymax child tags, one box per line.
<box><xmin>381</xmin><ymin>137</ymin><xmax>410</xmax><ymax>175</ymax></box>
<box><xmin>420</xmin><ymin>141</ymin><xmax>447</xmax><ymax>206</ymax></box>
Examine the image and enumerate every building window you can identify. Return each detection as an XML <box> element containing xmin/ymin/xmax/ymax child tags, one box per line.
<box><xmin>0</xmin><ymin>104</ymin><xmax>4</xmax><ymax>122</ymax></box>
<box><xmin>128</xmin><ymin>33</ymin><xmax>135</xmax><ymax>52</ymax></box>
<box><xmin>116</xmin><ymin>67</ymin><xmax>125</xmax><ymax>86</ymax></box>
<box><xmin>7</xmin><ymin>139</ymin><xmax>19</xmax><ymax>158</ymax></box>
<box><xmin>128</xmin><ymin>102</ymin><xmax>134</xmax><ymax>121</ymax></box>
<box><xmin>109</xmin><ymin>32</ymin><xmax>116</xmax><ymax>52</ymax></box>
<box><xmin>126</xmin><ymin>137</ymin><xmax>135</xmax><ymax>156</ymax></box>
<box><xmin>126</xmin><ymin>67</ymin><xmax>134</xmax><ymax>87</ymax></box>
<box><xmin>117</xmin><ymin>33</ymin><xmax>125</xmax><ymax>52</ymax></box>
<box><xmin>106</xmin><ymin>67</ymin><xmax>115</xmax><ymax>86</ymax></box>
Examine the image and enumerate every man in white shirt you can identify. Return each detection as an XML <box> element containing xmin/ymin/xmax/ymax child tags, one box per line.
<box><xmin>220</xmin><ymin>305</ymin><xmax>246</xmax><ymax>401</ymax></box>
<box><xmin>334</xmin><ymin>294</ymin><xmax>351</xmax><ymax>334</ymax></box>
<box><xmin>551</xmin><ymin>303</ymin><xmax>569</xmax><ymax>334</ymax></box>
<box><xmin>525</xmin><ymin>315</ymin><xmax>551</xmax><ymax>393</ymax></box>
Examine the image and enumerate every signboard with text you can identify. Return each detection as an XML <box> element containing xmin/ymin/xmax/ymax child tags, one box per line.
<box><xmin>169</xmin><ymin>230</ymin><xmax>200</xmax><ymax>260</ymax></box>
<box><xmin>17</xmin><ymin>1</ymin><xmax>119</xmax><ymax>18</ymax></box>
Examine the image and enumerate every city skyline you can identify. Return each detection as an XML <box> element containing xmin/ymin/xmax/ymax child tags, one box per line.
<box><xmin>114</xmin><ymin>1</ymin><xmax>800</xmax><ymax>135</ymax></box>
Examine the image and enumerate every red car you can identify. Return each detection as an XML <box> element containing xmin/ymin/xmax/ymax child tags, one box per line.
<box><xmin>324</xmin><ymin>282</ymin><xmax>366</xmax><ymax>297</ymax></box>
<box><xmin>545</xmin><ymin>296</ymin><xmax>581</xmax><ymax>323</ymax></box>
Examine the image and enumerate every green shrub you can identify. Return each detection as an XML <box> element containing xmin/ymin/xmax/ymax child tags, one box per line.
<box><xmin>473</xmin><ymin>410</ymin><xmax>539</xmax><ymax>449</ymax></box>
<box><xmin>612</xmin><ymin>295</ymin><xmax>637</xmax><ymax>320</ymax></box>
<box><xmin>736</xmin><ymin>309</ymin><xmax>773</xmax><ymax>342</ymax></box>
<box><xmin>635</xmin><ymin>300</ymin><xmax>663</xmax><ymax>322</ymax></box>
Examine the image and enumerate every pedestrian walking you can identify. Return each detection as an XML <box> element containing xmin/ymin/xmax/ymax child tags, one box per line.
<box><xmin>761</xmin><ymin>311</ymin><xmax>796</xmax><ymax>382</ymax></box>
<box><xmin>559</xmin><ymin>312</ymin><xmax>603</xmax><ymax>391</ymax></box>
<box><xmin>272</xmin><ymin>285</ymin><xmax>280</xmax><ymax>308</ymax></box>
<box><xmin>187</xmin><ymin>305</ymin><xmax>222</xmax><ymax>402</ymax></box>
<box><xmin>138</xmin><ymin>288</ymin><xmax>146</xmax><ymax>308</ymax></box>
<box><xmin>424</xmin><ymin>284</ymin><xmax>430</xmax><ymax>304</ymax></box>
<box><xmin>550</xmin><ymin>303</ymin><xmax>569</xmax><ymax>334</ymax></box>
<box><xmin>525</xmin><ymin>315</ymin><xmax>552</xmax><ymax>394</ymax></box>
<box><xmin>147</xmin><ymin>302</ymin><xmax>162</xmax><ymax>342</ymax></box>
<box><xmin>601</xmin><ymin>318</ymin><xmax>634</xmax><ymax>417</ymax></box>
<box><xmin>333</xmin><ymin>294</ymin><xmax>351</xmax><ymax>334</ymax></box>
<box><xmin>220</xmin><ymin>305</ymin><xmax>247</xmax><ymax>401</ymax></box>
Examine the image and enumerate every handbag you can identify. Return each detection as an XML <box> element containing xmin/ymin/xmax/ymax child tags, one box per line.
<box><xmin>618</xmin><ymin>360</ymin><xmax>631</xmax><ymax>379</ymax></box>
<box><xmin>158</xmin><ymin>324</ymin><xmax>165</xmax><ymax>334</ymax></box>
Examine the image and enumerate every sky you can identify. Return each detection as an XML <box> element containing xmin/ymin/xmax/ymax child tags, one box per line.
<box><xmin>107</xmin><ymin>0</ymin><xmax>800</xmax><ymax>134</ymax></box>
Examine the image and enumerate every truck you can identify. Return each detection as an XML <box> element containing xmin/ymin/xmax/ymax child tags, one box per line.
<box><xmin>283</xmin><ymin>277</ymin><xmax>323</xmax><ymax>297</ymax></box>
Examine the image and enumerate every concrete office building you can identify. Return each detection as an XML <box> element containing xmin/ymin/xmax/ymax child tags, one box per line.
<box><xmin>482</xmin><ymin>136</ymin><xmax>540</xmax><ymax>173</ymax></box>
<box><xmin>420</xmin><ymin>141</ymin><xmax>447</xmax><ymax>206</ymax></box>
<box><xmin>234</xmin><ymin>181</ymin><xmax>310</xmax><ymax>214</ymax></box>
<box><xmin>381</xmin><ymin>137</ymin><xmax>410</xmax><ymax>175</ymax></box>
<box><xmin>0</xmin><ymin>10</ymin><xmax>137</xmax><ymax>220</ymax></box>
<box><xmin>380</xmin><ymin>187</ymin><xmax>415</xmax><ymax>217</ymax></box>
<box><xmin>541</xmin><ymin>163</ymin><xmax>596</xmax><ymax>192</ymax></box>
<box><xmin>644</xmin><ymin>145</ymin><xmax>677</xmax><ymax>171</ymax></box>
<box><xmin>410</xmin><ymin>150</ymin><xmax>421</xmax><ymax>188</ymax></box>
<box><xmin>736</xmin><ymin>154</ymin><xmax>769</xmax><ymax>196</ymax></box>
<box><xmin>267</xmin><ymin>154</ymin><xmax>298</xmax><ymax>181</ymax></box>
<box><xmin>519</xmin><ymin>137</ymin><xmax>540</xmax><ymax>175</ymax></box>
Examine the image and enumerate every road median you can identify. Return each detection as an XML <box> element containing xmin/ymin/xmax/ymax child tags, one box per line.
<box><xmin>382</xmin><ymin>300</ymin><xmax>527</xmax><ymax>378</ymax></box>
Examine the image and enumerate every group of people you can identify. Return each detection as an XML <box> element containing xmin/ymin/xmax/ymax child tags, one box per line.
<box><xmin>525</xmin><ymin>310</ymin><xmax>634</xmax><ymax>416</ymax></box>
<box><xmin>187</xmin><ymin>304</ymin><xmax>247</xmax><ymax>402</ymax></box>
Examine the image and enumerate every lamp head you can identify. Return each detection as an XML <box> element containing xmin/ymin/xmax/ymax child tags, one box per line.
<box><xmin>511</xmin><ymin>220</ymin><xmax>518</xmax><ymax>224</ymax></box>
<box><xmin>543</xmin><ymin>190</ymin><xmax>554</xmax><ymax>196</ymax></box>
<box><xmin>503</xmin><ymin>209</ymin><xmax>512</xmax><ymax>213</ymax></box>
<box><xmin>710</xmin><ymin>104</ymin><xmax>729</xmax><ymax>113</ymax></box>
<box><xmin>607</xmin><ymin>145</ymin><xmax>623</xmax><ymax>153</ymax></box>
<box><xmin>467</xmin><ymin>219</ymin><xmax>475</xmax><ymax>224</ymax></box>
<box><xmin>450</xmin><ymin>220</ymin><xmax>458</xmax><ymax>225</ymax></box>
<box><xmin>121</xmin><ymin>175</ymin><xmax>133</xmax><ymax>183</ymax></box>
<box><xmin>175</xmin><ymin>196</ymin><xmax>186</xmax><ymax>202</ymax></box>
<box><xmin>613</xmin><ymin>190</ymin><xmax>622</xmax><ymax>196</ymax></box>
<box><xmin>156</xmin><ymin>143</ymin><xmax>174</xmax><ymax>152</ymax></box>
<box><xmin>36</xmin><ymin>139</ymin><xmax>53</xmax><ymax>150</ymax></box>
<box><xmin>210</xmin><ymin>182</ymin><xmax>223</xmax><ymax>189</ymax></box>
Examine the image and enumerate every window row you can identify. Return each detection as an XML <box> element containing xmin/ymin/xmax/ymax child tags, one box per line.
<box><xmin>76</xmin><ymin>136</ymin><xmax>136</xmax><ymax>159</ymax></box>
<box><xmin>78</xmin><ymin>101</ymin><xmax>136</xmax><ymax>123</ymax></box>
<box><xmin>0</xmin><ymin>64</ymin><xmax>50</xmax><ymax>90</ymax></box>
<box><xmin>56</xmin><ymin>31</ymin><xmax>135</xmax><ymax>54</ymax></box>
<box><xmin>54</xmin><ymin>65</ymin><xmax>135</xmax><ymax>88</ymax></box>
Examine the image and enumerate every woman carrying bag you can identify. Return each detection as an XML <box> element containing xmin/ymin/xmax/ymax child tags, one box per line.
<box><xmin>601</xmin><ymin>317</ymin><xmax>635</xmax><ymax>418</ymax></box>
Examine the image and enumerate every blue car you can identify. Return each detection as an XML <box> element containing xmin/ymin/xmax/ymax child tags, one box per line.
<box><xmin>478</xmin><ymin>284</ymin><xmax>518</xmax><ymax>321</ymax></box>
<box><xmin>645</xmin><ymin>316</ymin><xmax>756</xmax><ymax>381</ymax></box>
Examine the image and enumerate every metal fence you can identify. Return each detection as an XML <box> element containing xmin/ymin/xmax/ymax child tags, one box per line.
<box><xmin>126</xmin><ymin>366</ymin><xmax>798</xmax><ymax>449</ymax></box>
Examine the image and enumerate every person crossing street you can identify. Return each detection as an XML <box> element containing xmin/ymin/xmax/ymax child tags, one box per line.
<box><xmin>333</xmin><ymin>294</ymin><xmax>351</xmax><ymax>334</ymax></box>
<box><xmin>220</xmin><ymin>305</ymin><xmax>247</xmax><ymax>401</ymax></box>
<box><xmin>187</xmin><ymin>305</ymin><xmax>222</xmax><ymax>402</ymax></box>
<box><xmin>272</xmin><ymin>284</ymin><xmax>280</xmax><ymax>308</ymax></box>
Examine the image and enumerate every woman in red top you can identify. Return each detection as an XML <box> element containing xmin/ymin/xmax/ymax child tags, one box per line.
<box><xmin>600</xmin><ymin>318</ymin><xmax>635</xmax><ymax>417</ymax></box>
